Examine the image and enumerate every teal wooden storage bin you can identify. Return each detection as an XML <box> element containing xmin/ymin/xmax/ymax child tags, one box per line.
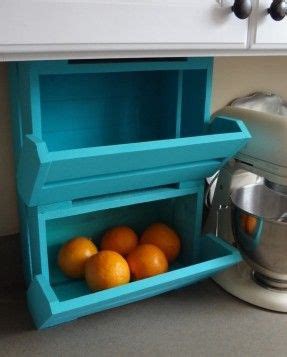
<box><xmin>27</xmin><ymin>186</ymin><xmax>241</xmax><ymax>329</ymax></box>
<box><xmin>11</xmin><ymin>58</ymin><xmax>248</xmax><ymax>206</ymax></box>
<box><xmin>9</xmin><ymin>58</ymin><xmax>250</xmax><ymax>329</ymax></box>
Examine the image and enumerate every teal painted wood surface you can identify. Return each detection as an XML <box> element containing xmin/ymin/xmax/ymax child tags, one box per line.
<box><xmin>25</xmin><ymin>186</ymin><xmax>242</xmax><ymax>328</ymax></box>
<box><xmin>13</xmin><ymin>58</ymin><xmax>216</xmax><ymax>206</ymax></box>
<box><xmin>12</xmin><ymin>58</ymin><xmax>250</xmax><ymax>206</ymax></box>
<box><xmin>8</xmin><ymin>58</ymin><xmax>251</xmax><ymax>329</ymax></box>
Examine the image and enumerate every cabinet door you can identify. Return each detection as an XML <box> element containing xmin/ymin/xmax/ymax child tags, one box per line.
<box><xmin>0</xmin><ymin>0</ymin><xmax>248</xmax><ymax>53</ymax></box>
<box><xmin>251</xmin><ymin>0</ymin><xmax>287</xmax><ymax>49</ymax></box>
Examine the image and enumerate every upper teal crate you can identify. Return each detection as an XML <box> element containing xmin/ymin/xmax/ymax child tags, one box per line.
<box><xmin>12</xmin><ymin>58</ymin><xmax>250</xmax><ymax>206</ymax></box>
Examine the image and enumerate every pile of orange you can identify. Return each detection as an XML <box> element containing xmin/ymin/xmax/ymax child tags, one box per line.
<box><xmin>57</xmin><ymin>222</ymin><xmax>181</xmax><ymax>292</ymax></box>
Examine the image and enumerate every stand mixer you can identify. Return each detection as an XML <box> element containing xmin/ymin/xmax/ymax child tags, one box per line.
<box><xmin>205</xmin><ymin>94</ymin><xmax>287</xmax><ymax>312</ymax></box>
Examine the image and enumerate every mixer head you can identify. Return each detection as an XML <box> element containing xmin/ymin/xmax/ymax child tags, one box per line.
<box><xmin>215</xmin><ymin>104</ymin><xmax>287</xmax><ymax>187</ymax></box>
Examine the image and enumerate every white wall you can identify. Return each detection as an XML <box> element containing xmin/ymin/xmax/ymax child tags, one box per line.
<box><xmin>0</xmin><ymin>56</ymin><xmax>287</xmax><ymax>236</ymax></box>
<box><xmin>0</xmin><ymin>64</ymin><xmax>18</xmax><ymax>236</ymax></box>
<box><xmin>212</xmin><ymin>57</ymin><xmax>287</xmax><ymax>111</ymax></box>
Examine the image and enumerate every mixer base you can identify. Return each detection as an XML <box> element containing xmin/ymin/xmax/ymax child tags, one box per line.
<box><xmin>213</xmin><ymin>262</ymin><xmax>287</xmax><ymax>312</ymax></box>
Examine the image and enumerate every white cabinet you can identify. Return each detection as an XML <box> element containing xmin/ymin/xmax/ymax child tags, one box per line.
<box><xmin>251</xmin><ymin>0</ymin><xmax>287</xmax><ymax>49</ymax></box>
<box><xmin>0</xmin><ymin>0</ymin><xmax>249</xmax><ymax>59</ymax></box>
<box><xmin>2</xmin><ymin>0</ymin><xmax>287</xmax><ymax>60</ymax></box>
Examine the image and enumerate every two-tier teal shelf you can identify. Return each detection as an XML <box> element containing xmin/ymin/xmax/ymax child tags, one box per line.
<box><xmin>9</xmin><ymin>57</ymin><xmax>249</xmax><ymax>328</ymax></box>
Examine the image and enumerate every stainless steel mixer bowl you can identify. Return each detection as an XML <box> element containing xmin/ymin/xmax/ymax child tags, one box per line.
<box><xmin>231</xmin><ymin>183</ymin><xmax>287</xmax><ymax>289</ymax></box>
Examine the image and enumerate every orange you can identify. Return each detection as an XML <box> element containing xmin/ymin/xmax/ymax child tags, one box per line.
<box><xmin>126</xmin><ymin>244</ymin><xmax>168</xmax><ymax>280</ymax></box>
<box><xmin>241</xmin><ymin>214</ymin><xmax>257</xmax><ymax>235</ymax></box>
<box><xmin>246</xmin><ymin>216</ymin><xmax>257</xmax><ymax>235</ymax></box>
<box><xmin>58</xmin><ymin>237</ymin><xmax>98</xmax><ymax>279</ymax></box>
<box><xmin>100</xmin><ymin>226</ymin><xmax>138</xmax><ymax>256</ymax></box>
<box><xmin>140</xmin><ymin>223</ymin><xmax>181</xmax><ymax>263</ymax></box>
<box><xmin>240</xmin><ymin>214</ymin><xmax>247</xmax><ymax>229</ymax></box>
<box><xmin>85</xmin><ymin>250</ymin><xmax>130</xmax><ymax>291</ymax></box>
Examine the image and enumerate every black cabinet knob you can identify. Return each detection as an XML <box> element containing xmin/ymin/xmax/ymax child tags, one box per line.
<box><xmin>268</xmin><ymin>0</ymin><xmax>287</xmax><ymax>21</ymax></box>
<box><xmin>231</xmin><ymin>0</ymin><xmax>252</xmax><ymax>19</ymax></box>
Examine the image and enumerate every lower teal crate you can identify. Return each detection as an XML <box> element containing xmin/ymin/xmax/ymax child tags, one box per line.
<box><xmin>27</xmin><ymin>234</ymin><xmax>240</xmax><ymax>329</ymax></box>
<box><xmin>25</xmin><ymin>186</ymin><xmax>241</xmax><ymax>328</ymax></box>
